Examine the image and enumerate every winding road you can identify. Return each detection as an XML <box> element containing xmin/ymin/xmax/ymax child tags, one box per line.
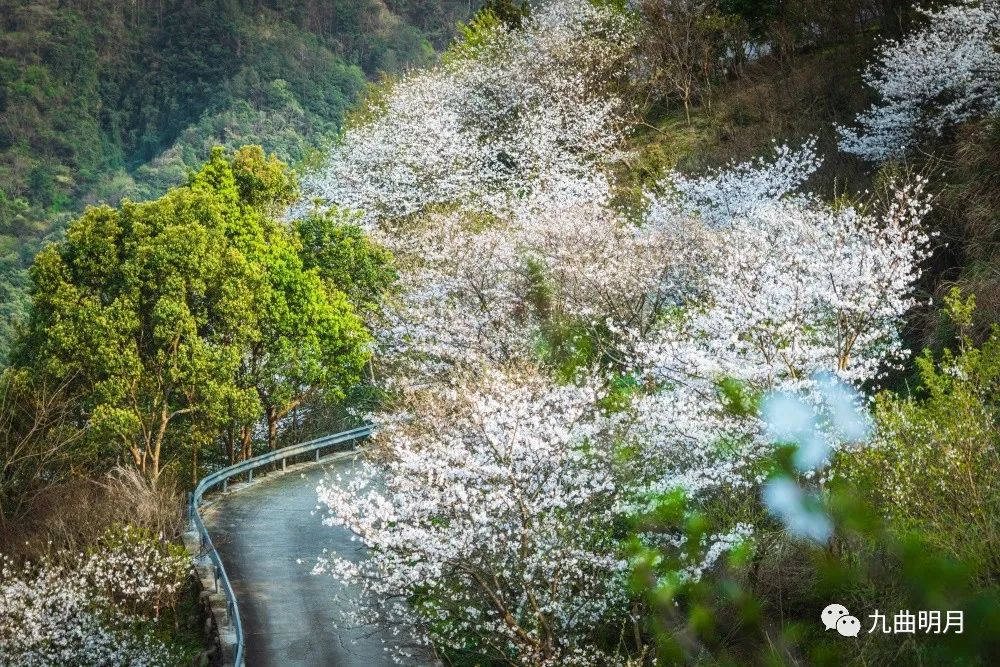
<box><xmin>202</xmin><ymin>451</ymin><xmax>437</xmax><ymax>667</ymax></box>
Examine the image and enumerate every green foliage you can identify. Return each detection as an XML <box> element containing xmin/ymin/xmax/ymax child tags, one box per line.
<box><xmin>944</xmin><ymin>286</ymin><xmax>977</xmax><ymax>335</ymax></box>
<box><xmin>847</xmin><ymin>291</ymin><xmax>1000</xmax><ymax>577</ymax></box>
<box><xmin>534</xmin><ymin>318</ymin><xmax>603</xmax><ymax>383</ymax></box>
<box><xmin>717</xmin><ymin>377</ymin><xmax>760</xmax><ymax>419</ymax></box>
<box><xmin>445</xmin><ymin>0</ymin><xmax>545</xmax><ymax>64</ymax></box>
<box><xmin>634</xmin><ymin>477</ymin><xmax>1000</xmax><ymax>665</ymax></box>
<box><xmin>295</xmin><ymin>207</ymin><xmax>398</xmax><ymax>314</ymax></box>
<box><xmin>12</xmin><ymin>149</ymin><xmax>259</xmax><ymax>478</ymax></box>
<box><xmin>601</xmin><ymin>373</ymin><xmax>641</xmax><ymax>413</ymax></box>
<box><xmin>448</xmin><ymin>7</ymin><xmax>507</xmax><ymax>62</ymax></box>
<box><xmin>632</xmin><ymin>296</ymin><xmax>1000</xmax><ymax>664</ymax></box>
<box><xmin>10</xmin><ymin>146</ymin><xmax>376</xmax><ymax>478</ymax></box>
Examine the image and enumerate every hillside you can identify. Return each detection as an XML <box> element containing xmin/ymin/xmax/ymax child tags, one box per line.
<box><xmin>0</xmin><ymin>0</ymin><xmax>474</xmax><ymax>360</ymax></box>
<box><xmin>4</xmin><ymin>1</ymin><xmax>1000</xmax><ymax>665</ymax></box>
<box><xmin>624</xmin><ymin>1</ymin><xmax>1000</xmax><ymax>356</ymax></box>
<box><xmin>294</xmin><ymin>1</ymin><xmax>1000</xmax><ymax>663</ymax></box>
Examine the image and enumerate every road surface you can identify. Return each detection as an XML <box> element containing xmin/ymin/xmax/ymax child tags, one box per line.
<box><xmin>202</xmin><ymin>451</ymin><xmax>436</xmax><ymax>667</ymax></box>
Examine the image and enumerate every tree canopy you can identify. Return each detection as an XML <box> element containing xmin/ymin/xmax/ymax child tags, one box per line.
<box><xmin>11</xmin><ymin>146</ymin><xmax>377</xmax><ymax>479</ymax></box>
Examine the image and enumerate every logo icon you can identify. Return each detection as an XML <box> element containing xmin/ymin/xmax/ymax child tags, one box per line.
<box><xmin>822</xmin><ymin>603</ymin><xmax>849</xmax><ymax>631</ymax></box>
<box><xmin>836</xmin><ymin>615</ymin><xmax>861</xmax><ymax>637</ymax></box>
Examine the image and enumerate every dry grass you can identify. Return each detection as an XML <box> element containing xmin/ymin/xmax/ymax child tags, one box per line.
<box><xmin>0</xmin><ymin>466</ymin><xmax>184</xmax><ymax>561</ymax></box>
<box><xmin>101</xmin><ymin>466</ymin><xmax>186</xmax><ymax>539</ymax></box>
<box><xmin>625</xmin><ymin>38</ymin><xmax>880</xmax><ymax>202</ymax></box>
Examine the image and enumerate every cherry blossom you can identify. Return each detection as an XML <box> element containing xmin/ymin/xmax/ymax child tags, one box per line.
<box><xmin>315</xmin><ymin>367</ymin><xmax>632</xmax><ymax>665</ymax></box>
<box><xmin>520</xmin><ymin>180</ymin><xmax>707</xmax><ymax>341</ymax></box>
<box><xmin>838</xmin><ymin>0</ymin><xmax>1000</xmax><ymax>162</ymax></box>
<box><xmin>82</xmin><ymin>526</ymin><xmax>192</xmax><ymax>620</ymax></box>
<box><xmin>643</xmin><ymin>143</ymin><xmax>933</xmax><ymax>390</ymax></box>
<box><xmin>625</xmin><ymin>146</ymin><xmax>931</xmax><ymax>570</ymax></box>
<box><xmin>0</xmin><ymin>528</ymin><xmax>190</xmax><ymax>666</ymax></box>
<box><xmin>302</xmin><ymin>0</ymin><xmax>645</xmax><ymax>392</ymax></box>
<box><xmin>373</xmin><ymin>208</ymin><xmax>530</xmax><ymax>382</ymax></box>
<box><xmin>651</xmin><ymin>138</ymin><xmax>821</xmax><ymax>226</ymax></box>
<box><xmin>305</xmin><ymin>0</ymin><xmax>634</xmax><ymax>225</ymax></box>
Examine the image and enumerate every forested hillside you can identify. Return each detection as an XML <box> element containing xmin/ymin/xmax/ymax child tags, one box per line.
<box><xmin>4</xmin><ymin>0</ymin><xmax>1000</xmax><ymax>664</ymax></box>
<box><xmin>0</xmin><ymin>0</ymin><xmax>473</xmax><ymax>360</ymax></box>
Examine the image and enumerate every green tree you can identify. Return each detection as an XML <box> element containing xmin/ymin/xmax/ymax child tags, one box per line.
<box><xmin>207</xmin><ymin>147</ymin><xmax>375</xmax><ymax>454</ymax></box>
<box><xmin>11</xmin><ymin>146</ymin><xmax>375</xmax><ymax>477</ymax></box>
<box><xmin>295</xmin><ymin>207</ymin><xmax>397</xmax><ymax>315</ymax></box>
<box><xmin>15</xmin><ymin>182</ymin><xmax>255</xmax><ymax>479</ymax></box>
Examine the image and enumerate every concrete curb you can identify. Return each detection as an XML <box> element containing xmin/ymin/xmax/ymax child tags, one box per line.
<box><xmin>183</xmin><ymin>530</ymin><xmax>235</xmax><ymax>666</ymax></box>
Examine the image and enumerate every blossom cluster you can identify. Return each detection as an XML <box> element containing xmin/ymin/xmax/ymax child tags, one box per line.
<box><xmin>306</xmin><ymin>0</ymin><xmax>634</xmax><ymax>225</ymax></box>
<box><xmin>652</xmin><ymin>137</ymin><xmax>821</xmax><ymax>226</ymax></box>
<box><xmin>641</xmin><ymin>142</ymin><xmax>932</xmax><ymax>390</ymax></box>
<box><xmin>316</xmin><ymin>367</ymin><xmax>631</xmax><ymax>664</ymax></box>
<box><xmin>84</xmin><ymin>525</ymin><xmax>192</xmax><ymax>618</ymax></box>
<box><xmin>303</xmin><ymin>5</ymin><xmax>662</xmax><ymax>661</ymax></box>
<box><xmin>0</xmin><ymin>527</ymin><xmax>190</xmax><ymax>666</ymax></box>
<box><xmin>838</xmin><ymin>0</ymin><xmax>1000</xmax><ymax>162</ymax></box>
<box><xmin>626</xmin><ymin>143</ymin><xmax>931</xmax><ymax>566</ymax></box>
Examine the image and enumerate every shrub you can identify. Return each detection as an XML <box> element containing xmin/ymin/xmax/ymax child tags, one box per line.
<box><xmin>0</xmin><ymin>524</ymin><xmax>192</xmax><ymax>666</ymax></box>
<box><xmin>847</xmin><ymin>289</ymin><xmax>1000</xmax><ymax>578</ymax></box>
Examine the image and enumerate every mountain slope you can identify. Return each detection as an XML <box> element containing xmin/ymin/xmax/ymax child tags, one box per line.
<box><xmin>0</xmin><ymin>0</ymin><xmax>475</xmax><ymax>359</ymax></box>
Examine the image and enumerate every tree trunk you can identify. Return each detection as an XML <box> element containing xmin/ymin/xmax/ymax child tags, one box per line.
<box><xmin>267</xmin><ymin>406</ymin><xmax>279</xmax><ymax>451</ymax></box>
<box><xmin>150</xmin><ymin>404</ymin><xmax>170</xmax><ymax>481</ymax></box>
<box><xmin>240</xmin><ymin>424</ymin><xmax>254</xmax><ymax>461</ymax></box>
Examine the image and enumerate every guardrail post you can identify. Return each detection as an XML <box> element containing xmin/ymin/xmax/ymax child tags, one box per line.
<box><xmin>315</xmin><ymin>448</ymin><xmax>320</xmax><ymax>462</ymax></box>
<box><xmin>247</xmin><ymin>469</ymin><xmax>253</xmax><ymax>483</ymax></box>
<box><xmin>282</xmin><ymin>457</ymin><xmax>286</xmax><ymax>471</ymax></box>
<box><xmin>222</xmin><ymin>479</ymin><xmax>228</xmax><ymax>493</ymax></box>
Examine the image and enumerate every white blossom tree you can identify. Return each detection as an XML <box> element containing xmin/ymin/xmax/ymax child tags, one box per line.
<box><xmin>0</xmin><ymin>527</ymin><xmax>190</xmax><ymax>666</ymax></box>
<box><xmin>305</xmin><ymin>0</ymin><xmax>635</xmax><ymax>225</ymax></box>
<box><xmin>302</xmin><ymin>0</ymin><xmax>649</xmax><ymax>391</ymax></box>
<box><xmin>838</xmin><ymin>0</ymin><xmax>1000</xmax><ymax>162</ymax></box>
<box><xmin>315</xmin><ymin>367</ymin><xmax>633</xmax><ymax>665</ymax></box>
<box><xmin>373</xmin><ymin>208</ymin><xmax>530</xmax><ymax>382</ymax></box>
<box><xmin>625</xmin><ymin>144</ymin><xmax>931</xmax><ymax>570</ymax></box>
<box><xmin>520</xmin><ymin>179</ymin><xmax>708</xmax><ymax>341</ymax></box>
<box><xmin>643</xmin><ymin>142</ymin><xmax>932</xmax><ymax>390</ymax></box>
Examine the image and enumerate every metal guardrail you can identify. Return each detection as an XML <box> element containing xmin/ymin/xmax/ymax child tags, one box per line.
<box><xmin>187</xmin><ymin>425</ymin><xmax>373</xmax><ymax>666</ymax></box>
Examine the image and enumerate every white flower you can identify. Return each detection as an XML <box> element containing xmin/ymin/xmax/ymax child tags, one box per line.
<box><xmin>838</xmin><ymin>0</ymin><xmax>1000</xmax><ymax>162</ymax></box>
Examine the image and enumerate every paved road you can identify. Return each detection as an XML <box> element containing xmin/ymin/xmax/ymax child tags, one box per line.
<box><xmin>202</xmin><ymin>451</ymin><xmax>436</xmax><ymax>667</ymax></box>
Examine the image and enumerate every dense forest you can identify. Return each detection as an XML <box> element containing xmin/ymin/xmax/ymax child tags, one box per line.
<box><xmin>4</xmin><ymin>0</ymin><xmax>1000</xmax><ymax>664</ymax></box>
<box><xmin>0</xmin><ymin>0</ymin><xmax>474</xmax><ymax>361</ymax></box>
